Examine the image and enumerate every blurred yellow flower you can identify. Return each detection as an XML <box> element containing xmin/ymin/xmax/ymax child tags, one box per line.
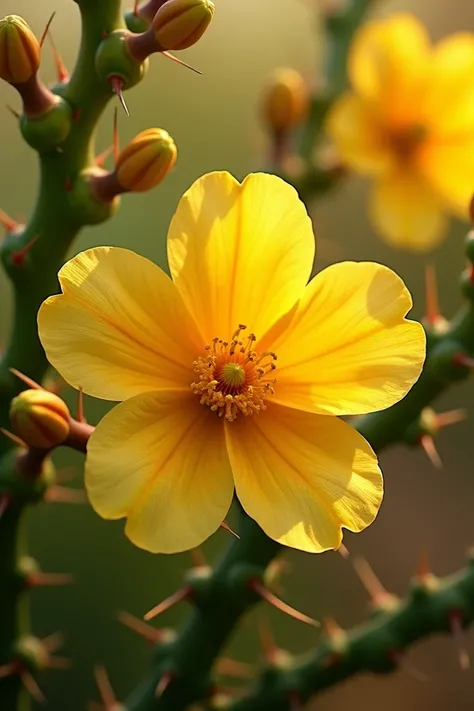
<box><xmin>38</xmin><ymin>172</ymin><xmax>425</xmax><ymax>554</ymax></box>
<box><xmin>327</xmin><ymin>14</ymin><xmax>474</xmax><ymax>251</ymax></box>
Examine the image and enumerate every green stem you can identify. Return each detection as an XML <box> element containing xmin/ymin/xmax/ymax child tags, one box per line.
<box><xmin>0</xmin><ymin>2</ymin><xmax>124</xmax><ymax>708</ymax></box>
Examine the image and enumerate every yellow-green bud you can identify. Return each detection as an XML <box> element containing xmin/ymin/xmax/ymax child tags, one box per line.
<box><xmin>263</xmin><ymin>68</ymin><xmax>310</xmax><ymax>133</ymax></box>
<box><xmin>116</xmin><ymin>128</ymin><xmax>177</xmax><ymax>192</ymax></box>
<box><xmin>0</xmin><ymin>15</ymin><xmax>41</xmax><ymax>85</ymax></box>
<box><xmin>10</xmin><ymin>389</ymin><xmax>70</xmax><ymax>449</ymax></box>
<box><xmin>153</xmin><ymin>0</ymin><xmax>215</xmax><ymax>51</ymax></box>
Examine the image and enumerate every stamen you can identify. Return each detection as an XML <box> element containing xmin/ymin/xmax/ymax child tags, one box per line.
<box><xmin>191</xmin><ymin>327</ymin><xmax>278</xmax><ymax>422</ymax></box>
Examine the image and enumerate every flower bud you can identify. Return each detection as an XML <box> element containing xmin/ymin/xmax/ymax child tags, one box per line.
<box><xmin>0</xmin><ymin>15</ymin><xmax>40</xmax><ymax>85</ymax></box>
<box><xmin>153</xmin><ymin>0</ymin><xmax>215</xmax><ymax>51</ymax></box>
<box><xmin>116</xmin><ymin>128</ymin><xmax>177</xmax><ymax>192</ymax></box>
<box><xmin>262</xmin><ymin>68</ymin><xmax>310</xmax><ymax>133</ymax></box>
<box><xmin>10</xmin><ymin>389</ymin><xmax>70</xmax><ymax>449</ymax></box>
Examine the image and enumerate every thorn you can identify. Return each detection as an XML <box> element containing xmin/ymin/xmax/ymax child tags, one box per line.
<box><xmin>416</xmin><ymin>547</ymin><xmax>432</xmax><ymax>582</ymax></box>
<box><xmin>94</xmin><ymin>666</ymin><xmax>117</xmax><ymax>708</ymax></box>
<box><xmin>389</xmin><ymin>650</ymin><xmax>428</xmax><ymax>682</ymax></box>
<box><xmin>190</xmin><ymin>547</ymin><xmax>208</xmax><ymax>569</ymax></box>
<box><xmin>0</xmin><ymin>427</ymin><xmax>26</xmax><ymax>448</ymax></box>
<box><xmin>216</xmin><ymin>658</ymin><xmax>255</xmax><ymax>679</ymax></box>
<box><xmin>11</xmin><ymin>236</ymin><xmax>39</xmax><ymax>267</ymax></box>
<box><xmin>21</xmin><ymin>671</ymin><xmax>46</xmax><ymax>703</ymax></box>
<box><xmin>55</xmin><ymin>467</ymin><xmax>78</xmax><ymax>484</ymax></box>
<box><xmin>42</xmin><ymin>632</ymin><xmax>64</xmax><ymax>654</ymax></box>
<box><xmin>322</xmin><ymin>616</ymin><xmax>343</xmax><ymax>639</ymax></box>
<box><xmin>44</xmin><ymin>375</ymin><xmax>66</xmax><ymax>395</ymax></box>
<box><xmin>95</xmin><ymin>145</ymin><xmax>113</xmax><ymax>168</ymax></box>
<box><xmin>450</xmin><ymin>610</ymin><xmax>470</xmax><ymax>671</ymax></box>
<box><xmin>113</xmin><ymin>107</ymin><xmax>120</xmax><ymax>164</ymax></box>
<box><xmin>0</xmin><ymin>494</ymin><xmax>11</xmax><ymax>520</ymax></box>
<box><xmin>0</xmin><ymin>662</ymin><xmax>16</xmax><ymax>678</ymax></box>
<box><xmin>77</xmin><ymin>388</ymin><xmax>86</xmax><ymax>423</ymax></box>
<box><xmin>109</xmin><ymin>77</ymin><xmax>130</xmax><ymax>116</ymax></box>
<box><xmin>0</xmin><ymin>208</ymin><xmax>19</xmax><ymax>233</ymax></box>
<box><xmin>453</xmin><ymin>352</ymin><xmax>474</xmax><ymax>369</ymax></box>
<box><xmin>44</xmin><ymin>485</ymin><xmax>87</xmax><ymax>504</ymax></box>
<box><xmin>337</xmin><ymin>542</ymin><xmax>350</xmax><ymax>559</ymax></box>
<box><xmin>117</xmin><ymin>611</ymin><xmax>170</xmax><ymax>645</ymax></box>
<box><xmin>420</xmin><ymin>434</ymin><xmax>442</xmax><ymax>469</ymax></box>
<box><xmin>10</xmin><ymin>367</ymin><xmax>42</xmax><ymax>390</ymax></box>
<box><xmin>39</xmin><ymin>12</ymin><xmax>56</xmax><ymax>48</ymax></box>
<box><xmin>220</xmin><ymin>521</ymin><xmax>240</xmax><ymax>539</ymax></box>
<box><xmin>425</xmin><ymin>264</ymin><xmax>441</xmax><ymax>326</ymax></box>
<box><xmin>6</xmin><ymin>104</ymin><xmax>20</xmax><ymax>120</ymax></box>
<box><xmin>144</xmin><ymin>585</ymin><xmax>191</xmax><ymax>621</ymax></box>
<box><xmin>155</xmin><ymin>670</ymin><xmax>174</xmax><ymax>698</ymax></box>
<box><xmin>134</xmin><ymin>0</ymin><xmax>140</xmax><ymax>14</ymax></box>
<box><xmin>161</xmin><ymin>51</ymin><xmax>202</xmax><ymax>75</ymax></box>
<box><xmin>48</xmin><ymin>656</ymin><xmax>72</xmax><ymax>669</ymax></box>
<box><xmin>435</xmin><ymin>409</ymin><xmax>467</xmax><ymax>428</ymax></box>
<box><xmin>264</xmin><ymin>558</ymin><xmax>290</xmax><ymax>594</ymax></box>
<box><xmin>251</xmin><ymin>580</ymin><xmax>319</xmax><ymax>627</ymax></box>
<box><xmin>29</xmin><ymin>571</ymin><xmax>74</xmax><ymax>587</ymax></box>
<box><xmin>48</xmin><ymin>31</ymin><xmax>69</xmax><ymax>82</ymax></box>
<box><xmin>288</xmin><ymin>690</ymin><xmax>302</xmax><ymax>711</ymax></box>
<box><xmin>352</xmin><ymin>556</ymin><xmax>396</xmax><ymax>608</ymax></box>
<box><xmin>257</xmin><ymin>616</ymin><xmax>280</xmax><ymax>664</ymax></box>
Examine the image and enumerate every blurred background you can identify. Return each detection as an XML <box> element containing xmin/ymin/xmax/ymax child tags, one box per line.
<box><xmin>0</xmin><ymin>0</ymin><xmax>474</xmax><ymax>708</ymax></box>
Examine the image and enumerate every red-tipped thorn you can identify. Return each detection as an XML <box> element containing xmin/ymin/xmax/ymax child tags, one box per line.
<box><xmin>352</xmin><ymin>557</ymin><xmax>396</xmax><ymax>607</ymax></box>
<box><xmin>29</xmin><ymin>572</ymin><xmax>74</xmax><ymax>587</ymax></box>
<box><xmin>450</xmin><ymin>610</ymin><xmax>470</xmax><ymax>671</ymax></box>
<box><xmin>144</xmin><ymin>585</ymin><xmax>191</xmax><ymax>621</ymax></box>
<box><xmin>0</xmin><ymin>427</ymin><xmax>26</xmax><ymax>448</ymax></box>
<box><xmin>40</xmin><ymin>12</ymin><xmax>56</xmax><ymax>47</ymax></box>
<box><xmin>155</xmin><ymin>670</ymin><xmax>174</xmax><ymax>698</ymax></box>
<box><xmin>251</xmin><ymin>580</ymin><xmax>319</xmax><ymax>627</ymax></box>
<box><xmin>0</xmin><ymin>494</ymin><xmax>11</xmax><ymax>520</ymax></box>
<box><xmin>161</xmin><ymin>51</ymin><xmax>202</xmax><ymax>75</ymax></box>
<box><xmin>337</xmin><ymin>542</ymin><xmax>350</xmax><ymax>559</ymax></box>
<box><xmin>0</xmin><ymin>208</ymin><xmax>19</xmax><ymax>234</ymax></box>
<box><xmin>77</xmin><ymin>388</ymin><xmax>86</xmax><ymax>423</ymax></box>
<box><xmin>435</xmin><ymin>409</ymin><xmax>467</xmax><ymax>428</ymax></box>
<box><xmin>48</xmin><ymin>31</ymin><xmax>70</xmax><ymax>82</ymax></box>
<box><xmin>389</xmin><ymin>650</ymin><xmax>428</xmax><ymax>682</ymax></box>
<box><xmin>216</xmin><ymin>658</ymin><xmax>255</xmax><ymax>679</ymax></box>
<box><xmin>220</xmin><ymin>521</ymin><xmax>240</xmax><ymax>539</ymax></box>
<box><xmin>94</xmin><ymin>666</ymin><xmax>118</xmax><ymax>708</ymax></box>
<box><xmin>118</xmin><ymin>611</ymin><xmax>170</xmax><ymax>645</ymax></box>
<box><xmin>420</xmin><ymin>434</ymin><xmax>442</xmax><ymax>469</ymax></box>
<box><xmin>453</xmin><ymin>353</ymin><xmax>474</xmax><ymax>369</ymax></box>
<box><xmin>190</xmin><ymin>547</ymin><xmax>208</xmax><ymax>569</ymax></box>
<box><xmin>133</xmin><ymin>0</ymin><xmax>140</xmax><ymax>14</ymax></box>
<box><xmin>113</xmin><ymin>108</ymin><xmax>120</xmax><ymax>163</ymax></box>
<box><xmin>95</xmin><ymin>145</ymin><xmax>114</xmax><ymax>169</ymax></box>
<box><xmin>10</xmin><ymin>367</ymin><xmax>42</xmax><ymax>390</ymax></box>
<box><xmin>288</xmin><ymin>690</ymin><xmax>302</xmax><ymax>711</ymax></box>
<box><xmin>22</xmin><ymin>671</ymin><xmax>46</xmax><ymax>703</ymax></box>
<box><xmin>44</xmin><ymin>485</ymin><xmax>87</xmax><ymax>504</ymax></box>
<box><xmin>109</xmin><ymin>77</ymin><xmax>130</xmax><ymax>116</ymax></box>
<box><xmin>11</xmin><ymin>236</ymin><xmax>39</xmax><ymax>267</ymax></box>
<box><xmin>6</xmin><ymin>104</ymin><xmax>20</xmax><ymax>120</ymax></box>
<box><xmin>425</xmin><ymin>264</ymin><xmax>441</xmax><ymax>326</ymax></box>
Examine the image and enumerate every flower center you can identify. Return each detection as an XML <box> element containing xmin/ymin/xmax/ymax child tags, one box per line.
<box><xmin>190</xmin><ymin>324</ymin><xmax>277</xmax><ymax>422</ymax></box>
<box><xmin>390</xmin><ymin>123</ymin><xmax>427</xmax><ymax>161</ymax></box>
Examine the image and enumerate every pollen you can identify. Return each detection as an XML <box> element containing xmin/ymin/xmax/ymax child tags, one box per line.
<box><xmin>190</xmin><ymin>325</ymin><xmax>277</xmax><ymax>421</ymax></box>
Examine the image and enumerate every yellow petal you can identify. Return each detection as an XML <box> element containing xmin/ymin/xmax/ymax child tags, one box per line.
<box><xmin>261</xmin><ymin>261</ymin><xmax>425</xmax><ymax>416</ymax></box>
<box><xmin>326</xmin><ymin>93</ymin><xmax>394</xmax><ymax>176</ymax></box>
<box><xmin>86</xmin><ymin>391</ymin><xmax>234</xmax><ymax>554</ymax></box>
<box><xmin>418</xmin><ymin>139</ymin><xmax>474</xmax><ymax>219</ymax></box>
<box><xmin>38</xmin><ymin>247</ymin><xmax>202</xmax><ymax>401</ymax></box>
<box><xmin>369</xmin><ymin>172</ymin><xmax>448</xmax><ymax>251</ymax></box>
<box><xmin>349</xmin><ymin>14</ymin><xmax>430</xmax><ymax>126</ymax></box>
<box><xmin>226</xmin><ymin>404</ymin><xmax>382</xmax><ymax>553</ymax></box>
<box><xmin>167</xmin><ymin>171</ymin><xmax>315</xmax><ymax>343</ymax></box>
<box><xmin>425</xmin><ymin>34</ymin><xmax>474</xmax><ymax>136</ymax></box>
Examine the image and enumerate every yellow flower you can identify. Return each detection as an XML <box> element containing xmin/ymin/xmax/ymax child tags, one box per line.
<box><xmin>326</xmin><ymin>14</ymin><xmax>474</xmax><ymax>251</ymax></box>
<box><xmin>38</xmin><ymin>172</ymin><xmax>425</xmax><ymax>554</ymax></box>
